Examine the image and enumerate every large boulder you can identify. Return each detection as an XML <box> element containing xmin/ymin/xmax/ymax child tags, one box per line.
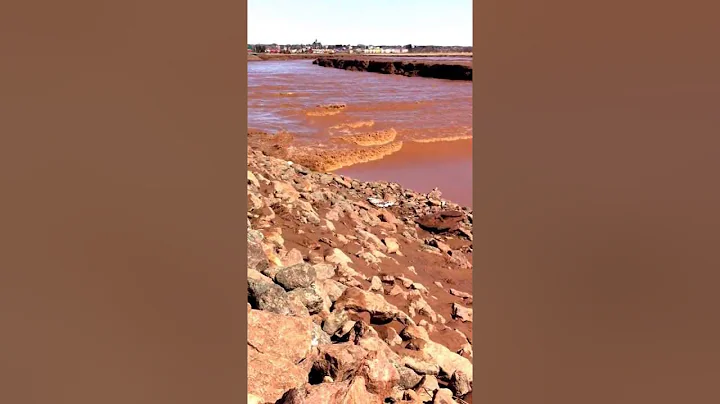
<box><xmin>247</xmin><ymin>309</ymin><xmax>314</xmax><ymax>363</ymax></box>
<box><xmin>305</xmin><ymin>382</ymin><xmax>348</xmax><ymax>403</ymax></box>
<box><xmin>449</xmin><ymin>369</ymin><xmax>472</xmax><ymax>397</ymax></box>
<box><xmin>311</xmin><ymin>342</ymin><xmax>368</xmax><ymax>383</ymax></box>
<box><xmin>247</xmin><ymin>278</ymin><xmax>308</xmax><ymax>316</ymax></box>
<box><xmin>336</xmin><ymin>377</ymin><xmax>382</xmax><ymax>404</ymax></box>
<box><xmin>333</xmin><ymin>287</ymin><xmax>408</xmax><ymax>324</ymax></box>
<box><xmin>247</xmin><ymin>349</ymin><xmax>307</xmax><ymax>403</ymax></box>
<box><xmin>357</xmin><ymin>350</ymin><xmax>401</xmax><ymax>397</ymax></box>
<box><xmin>275</xmin><ymin>262</ymin><xmax>317</xmax><ymax>290</ymax></box>
<box><xmin>276</xmin><ymin>388</ymin><xmax>306</xmax><ymax>404</ymax></box>
<box><xmin>287</xmin><ymin>286</ymin><xmax>325</xmax><ymax>314</ymax></box>
<box><xmin>415</xmin><ymin>210</ymin><xmax>464</xmax><ymax>233</ymax></box>
<box><xmin>248</xmin><ymin>229</ymin><xmax>270</xmax><ymax>273</ymax></box>
<box><xmin>420</xmin><ymin>341</ymin><xmax>473</xmax><ymax>383</ymax></box>
<box><xmin>397</xmin><ymin>366</ymin><xmax>423</xmax><ymax>390</ymax></box>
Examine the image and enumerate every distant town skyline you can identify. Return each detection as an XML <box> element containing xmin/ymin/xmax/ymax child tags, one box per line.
<box><xmin>248</xmin><ymin>0</ymin><xmax>472</xmax><ymax>47</ymax></box>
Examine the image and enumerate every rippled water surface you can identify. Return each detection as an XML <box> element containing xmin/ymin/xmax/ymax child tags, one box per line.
<box><xmin>247</xmin><ymin>60</ymin><xmax>472</xmax><ymax>145</ymax></box>
<box><xmin>248</xmin><ymin>59</ymin><xmax>473</xmax><ymax>206</ymax></box>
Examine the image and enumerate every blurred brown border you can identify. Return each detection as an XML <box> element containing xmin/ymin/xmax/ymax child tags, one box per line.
<box><xmin>0</xmin><ymin>0</ymin><xmax>247</xmax><ymax>403</ymax></box>
<box><xmin>474</xmin><ymin>0</ymin><xmax>720</xmax><ymax>403</ymax></box>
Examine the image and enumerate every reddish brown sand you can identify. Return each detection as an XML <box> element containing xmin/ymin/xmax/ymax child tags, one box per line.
<box><xmin>337</xmin><ymin>139</ymin><xmax>473</xmax><ymax>207</ymax></box>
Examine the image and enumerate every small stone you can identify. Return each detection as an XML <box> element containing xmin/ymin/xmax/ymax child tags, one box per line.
<box><xmin>449</xmin><ymin>288</ymin><xmax>472</xmax><ymax>299</ymax></box>
<box><xmin>381</xmin><ymin>275</ymin><xmax>395</xmax><ymax>283</ymax></box>
<box><xmin>325</xmin><ymin>248</ymin><xmax>354</xmax><ymax>267</ymax></box>
<box><xmin>404</xmin><ymin>389</ymin><xmax>420</xmax><ymax>401</ymax></box>
<box><xmin>451</xmin><ymin>303</ymin><xmax>473</xmax><ymax>322</ymax></box>
<box><xmin>428</xmin><ymin>238</ymin><xmax>451</xmax><ymax>254</ymax></box>
<box><xmin>398</xmin><ymin>277</ymin><xmax>414</xmax><ymax>288</ymax></box>
<box><xmin>416</xmin><ymin>375</ymin><xmax>440</xmax><ymax>401</ymax></box>
<box><xmin>397</xmin><ymin>366</ymin><xmax>423</xmax><ymax>390</ymax></box>
<box><xmin>400</xmin><ymin>324</ymin><xmax>430</xmax><ymax>341</ymax></box>
<box><xmin>369</xmin><ymin>276</ymin><xmax>383</xmax><ymax>292</ymax></box>
<box><xmin>433</xmin><ymin>388</ymin><xmax>458</xmax><ymax>404</ymax></box>
<box><xmin>282</xmin><ymin>248</ymin><xmax>304</xmax><ymax>267</ymax></box>
<box><xmin>313</xmin><ymin>263</ymin><xmax>336</xmax><ymax>280</ymax></box>
<box><xmin>406</xmin><ymin>338</ymin><xmax>427</xmax><ymax>351</ymax></box>
<box><xmin>411</xmin><ymin>282</ymin><xmax>428</xmax><ymax>294</ymax></box>
<box><xmin>322</xmin><ymin>310</ymin><xmax>350</xmax><ymax>335</ymax></box>
<box><xmin>247</xmin><ymin>171</ymin><xmax>259</xmax><ymax>188</ymax></box>
<box><xmin>247</xmin><ymin>393</ymin><xmax>264</xmax><ymax>404</ymax></box>
<box><xmin>387</xmin><ymin>284</ymin><xmax>405</xmax><ymax>297</ymax></box>
<box><xmin>384</xmin><ymin>237</ymin><xmax>400</xmax><ymax>254</ymax></box>
<box><xmin>272</xmin><ymin>180</ymin><xmax>301</xmax><ymax>201</ymax></box>
<box><xmin>449</xmin><ymin>369</ymin><xmax>472</xmax><ymax>397</ymax></box>
<box><xmin>382</xmin><ymin>327</ymin><xmax>403</xmax><ymax>347</ymax></box>
<box><xmin>322</xmin><ymin>219</ymin><xmax>336</xmax><ymax>232</ymax></box>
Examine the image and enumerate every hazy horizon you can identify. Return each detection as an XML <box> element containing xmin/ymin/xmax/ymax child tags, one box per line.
<box><xmin>248</xmin><ymin>0</ymin><xmax>472</xmax><ymax>47</ymax></box>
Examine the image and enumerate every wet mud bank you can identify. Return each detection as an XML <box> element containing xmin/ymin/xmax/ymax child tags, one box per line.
<box><xmin>314</xmin><ymin>57</ymin><xmax>472</xmax><ymax>81</ymax></box>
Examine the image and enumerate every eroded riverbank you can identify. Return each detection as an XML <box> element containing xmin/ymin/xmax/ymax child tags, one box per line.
<box><xmin>314</xmin><ymin>57</ymin><xmax>472</xmax><ymax>81</ymax></box>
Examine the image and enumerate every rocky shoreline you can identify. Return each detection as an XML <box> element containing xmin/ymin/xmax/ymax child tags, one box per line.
<box><xmin>313</xmin><ymin>57</ymin><xmax>472</xmax><ymax>81</ymax></box>
<box><xmin>247</xmin><ymin>145</ymin><xmax>474</xmax><ymax>403</ymax></box>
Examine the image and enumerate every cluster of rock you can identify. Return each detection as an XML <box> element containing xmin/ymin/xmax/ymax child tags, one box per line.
<box><xmin>247</xmin><ymin>145</ymin><xmax>473</xmax><ymax>403</ymax></box>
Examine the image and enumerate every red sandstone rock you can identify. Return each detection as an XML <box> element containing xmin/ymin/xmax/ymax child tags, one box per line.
<box><xmin>415</xmin><ymin>210</ymin><xmax>465</xmax><ymax>233</ymax></box>
<box><xmin>248</xmin><ymin>349</ymin><xmax>307</xmax><ymax>403</ymax></box>
<box><xmin>247</xmin><ymin>309</ymin><xmax>313</xmax><ymax>363</ymax></box>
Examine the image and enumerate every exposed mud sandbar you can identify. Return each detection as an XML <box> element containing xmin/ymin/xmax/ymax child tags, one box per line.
<box><xmin>314</xmin><ymin>57</ymin><xmax>472</xmax><ymax>81</ymax></box>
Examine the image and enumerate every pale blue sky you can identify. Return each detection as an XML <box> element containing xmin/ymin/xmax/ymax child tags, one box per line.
<box><xmin>248</xmin><ymin>0</ymin><xmax>473</xmax><ymax>46</ymax></box>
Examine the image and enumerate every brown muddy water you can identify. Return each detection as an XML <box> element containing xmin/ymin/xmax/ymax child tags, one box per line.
<box><xmin>248</xmin><ymin>59</ymin><xmax>473</xmax><ymax>207</ymax></box>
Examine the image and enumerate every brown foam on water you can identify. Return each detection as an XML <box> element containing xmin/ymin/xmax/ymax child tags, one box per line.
<box><xmin>305</xmin><ymin>104</ymin><xmax>347</xmax><ymax>116</ymax></box>
<box><xmin>317</xmin><ymin>103</ymin><xmax>346</xmax><ymax>109</ymax></box>
<box><xmin>338</xmin><ymin>128</ymin><xmax>397</xmax><ymax>146</ymax></box>
<box><xmin>305</xmin><ymin>103</ymin><xmax>347</xmax><ymax>117</ymax></box>
<box><xmin>329</xmin><ymin>120</ymin><xmax>375</xmax><ymax>130</ymax></box>
<box><xmin>305</xmin><ymin>109</ymin><xmax>342</xmax><ymax>117</ymax></box>
<box><xmin>412</xmin><ymin>134</ymin><xmax>473</xmax><ymax>143</ymax></box>
<box><xmin>246</xmin><ymin>130</ymin><xmax>404</xmax><ymax>171</ymax></box>
<box><xmin>289</xmin><ymin>141</ymin><xmax>404</xmax><ymax>172</ymax></box>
